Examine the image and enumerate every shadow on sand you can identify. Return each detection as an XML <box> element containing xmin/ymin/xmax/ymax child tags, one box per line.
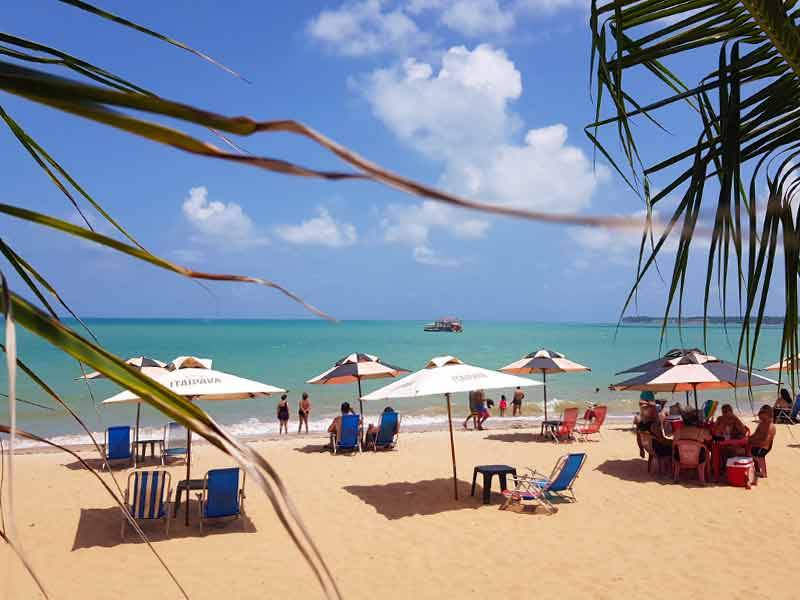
<box><xmin>62</xmin><ymin>455</ymin><xmax>174</xmax><ymax>471</ymax></box>
<box><xmin>72</xmin><ymin>501</ymin><xmax>256</xmax><ymax>549</ymax></box>
<box><xmin>595</xmin><ymin>458</ymin><xmax>712</xmax><ymax>487</ymax></box>
<box><xmin>485</xmin><ymin>432</ymin><xmax>579</xmax><ymax>444</ymax></box>
<box><xmin>344</xmin><ymin>478</ymin><xmax>496</xmax><ymax>519</ymax></box>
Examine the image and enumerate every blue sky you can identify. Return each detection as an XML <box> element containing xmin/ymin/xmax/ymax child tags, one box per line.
<box><xmin>1</xmin><ymin>1</ymin><xmax>783</xmax><ymax>321</ymax></box>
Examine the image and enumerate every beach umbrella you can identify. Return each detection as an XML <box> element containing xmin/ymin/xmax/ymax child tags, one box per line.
<box><xmin>102</xmin><ymin>357</ymin><xmax>284</xmax><ymax>524</ymax></box>
<box><xmin>77</xmin><ymin>356</ymin><xmax>169</xmax><ymax>449</ymax></box>
<box><xmin>361</xmin><ymin>356</ymin><xmax>541</xmax><ymax>500</ymax></box>
<box><xmin>764</xmin><ymin>354</ymin><xmax>800</xmax><ymax>372</ymax></box>
<box><xmin>167</xmin><ymin>356</ymin><xmax>213</xmax><ymax>370</ymax></box>
<box><xmin>77</xmin><ymin>355</ymin><xmax>168</xmax><ymax>380</ymax></box>
<box><xmin>615</xmin><ymin>348</ymin><xmax>705</xmax><ymax>375</ymax></box>
<box><xmin>500</xmin><ymin>349</ymin><xmax>590</xmax><ymax>421</ymax></box>
<box><xmin>306</xmin><ymin>352</ymin><xmax>409</xmax><ymax>417</ymax></box>
<box><xmin>611</xmin><ymin>352</ymin><xmax>778</xmax><ymax>411</ymax></box>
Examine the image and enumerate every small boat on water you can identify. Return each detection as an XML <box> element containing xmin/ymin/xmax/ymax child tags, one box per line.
<box><xmin>424</xmin><ymin>317</ymin><xmax>463</xmax><ymax>333</ymax></box>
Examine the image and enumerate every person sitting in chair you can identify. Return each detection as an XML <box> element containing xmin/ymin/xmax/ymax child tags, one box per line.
<box><xmin>773</xmin><ymin>388</ymin><xmax>794</xmax><ymax>423</ymax></box>
<box><xmin>714</xmin><ymin>404</ymin><xmax>747</xmax><ymax>439</ymax></box>
<box><xmin>327</xmin><ymin>402</ymin><xmax>352</xmax><ymax>444</ymax></box>
<box><xmin>364</xmin><ymin>406</ymin><xmax>397</xmax><ymax>446</ymax></box>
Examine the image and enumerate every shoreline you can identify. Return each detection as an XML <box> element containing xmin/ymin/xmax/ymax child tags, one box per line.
<box><xmin>8</xmin><ymin>411</ymin><xmax>754</xmax><ymax>455</ymax></box>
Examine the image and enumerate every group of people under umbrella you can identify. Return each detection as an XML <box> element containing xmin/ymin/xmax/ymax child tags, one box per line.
<box><xmin>87</xmin><ymin>345</ymin><xmax>788</xmax><ymax>509</ymax></box>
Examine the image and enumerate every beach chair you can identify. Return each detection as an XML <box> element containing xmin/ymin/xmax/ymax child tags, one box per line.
<box><xmin>103</xmin><ymin>425</ymin><xmax>133</xmax><ymax>469</ymax></box>
<box><xmin>160</xmin><ymin>421</ymin><xmax>189</xmax><ymax>465</ymax></box>
<box><xmin>368</xmin><ymin>411</ymin><xmax>400</xmax><ymax>451</ymax></box>
<box><xmin>673</xmin><ymin>440</ymin><xmax>709</xmax><ymax>485</ymax></box>
<box><xmin>500</xmin><ymin>474</ymin><xmax>554</xmax><ymax>514</ymax></box>
<box><xmin>526</xmin><ymin>452</ymin><xmax>587</xmax><ymax>505</ymax></box>
<box><xmin>774</xmin><ymin>396</ymin><xmax>800</xmax><ymax>424</ymax></box>
<box><xmin>196</xmin><ymin>467</ymin><xmax>246</xmax><ymax>534</ymax></box>
<box><xmin>121</xmin><ymin>469</ymin><xmax>172</xmax><ymax>539</ymax></box>
<box><xmin>330</xmin><ymin>414</ymin><xmax>361</xmax><ymax>454</ymax></box>
<box><xmin>575</xmin><ymin>405</ymin><xmax>607</xmax><ymax>442</ymax></box>
<box><xmin>544</xmin><ymin>407</ymin><xmax>579</xmax><ymax>443</ymax></box>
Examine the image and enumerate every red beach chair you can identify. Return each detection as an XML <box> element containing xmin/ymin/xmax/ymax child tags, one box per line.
<box><xmin>546</xmin><ymin>407</ymin><xmax>579</xmax><ymax>443</ymax></box>
<box><xmin>575</xmin><ymin>405</ymin><xmax>607</xmax><ymax>442</ymax></box>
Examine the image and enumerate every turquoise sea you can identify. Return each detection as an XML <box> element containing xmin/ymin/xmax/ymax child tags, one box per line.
<box><xmin>0</xmin><ymin>319</ymin><xmax>787</xmax><ymax>446</ymax></box>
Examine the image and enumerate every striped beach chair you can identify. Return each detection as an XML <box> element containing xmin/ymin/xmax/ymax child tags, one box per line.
<box><xmin>161</xmin><ymin>422</ymin><xmax>188</xmax><ymax>465</ymax></box>
<box><xmin>121</xmin><ymin>470</ymin><xmax>173</xmax><ymax>539</ymax></box>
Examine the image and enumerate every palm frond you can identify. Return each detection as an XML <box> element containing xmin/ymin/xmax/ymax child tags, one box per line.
<box><xmin>1</xmin><ymin>290</ymin><xmax>342</xmax><ymax>599</ymax></box>
<box><xmin>589</xmin><ymin>0</ymin><xmax>800</xmax><ymax>385</ymax></box>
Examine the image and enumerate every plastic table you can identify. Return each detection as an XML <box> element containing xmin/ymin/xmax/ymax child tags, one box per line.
<box><xmin>471</xmin><ymin>465</ymin><xmax>517</xmax><ymax>504</ymax></box>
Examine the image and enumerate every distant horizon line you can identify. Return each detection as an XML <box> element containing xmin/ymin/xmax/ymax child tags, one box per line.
<box><xmin>49</xmin><ymin>316</ymin><xmax>784</xmax><ymax>325</ymax></box>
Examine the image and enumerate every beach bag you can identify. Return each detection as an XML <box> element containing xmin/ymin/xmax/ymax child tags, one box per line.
<box><xmin>726</xmin><ymin>457</ymin><xmax>756</xmax><ymax>489</ymax></box>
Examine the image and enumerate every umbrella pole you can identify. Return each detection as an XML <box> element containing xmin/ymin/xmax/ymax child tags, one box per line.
<box><xmin>357</xmin><ymin>377</ymin><xmax>364</xmax><ymax>443</ymax></box>
<box><xmin>185</xmin><ymin>426</ymin><xmax>192</xmax><ymax>526</ymax></box>
<box><xmin>357</xmin><ymin>377</ymin><xmax>364</xmax><ymax>420</ymax></box>
<box><xmin>693</xmin><ymin>385</ymin><xmax>699</xmax><ymax>412</ymax></box>
<box><xmin>134</xmin><ymin>403</ymin><xmax>141</xmax><ymax>468</ymax></box>
<box><xmin>445</xmin><ymin>393</ymin><xmax>458</xmax><ymax>500</ymax></box>
<box><xmin>543</xmin><ymin>371</ymin><xmax>548</xmax><ymax>422</ymax></box>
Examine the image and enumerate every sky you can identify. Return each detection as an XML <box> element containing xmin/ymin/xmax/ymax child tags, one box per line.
<box><xmin>1</xmin><ymin>1</ymin><xmax>785</xmax><ymax>322</ymax></box>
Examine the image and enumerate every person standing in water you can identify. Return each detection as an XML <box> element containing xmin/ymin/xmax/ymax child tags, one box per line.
<box><xmin>298</xmin><ymin>392</ymin><xmax>311</xmax><ymax>434</ymax></box>
<box><xmin>277</xmin><ymin>394</ymin><xmax>290</xmax><ymax>435</ymax></box>
<box><xmin>512</xmin><ymin>387</ymin><xmax>524</xmax><ymax>416</ymax></box>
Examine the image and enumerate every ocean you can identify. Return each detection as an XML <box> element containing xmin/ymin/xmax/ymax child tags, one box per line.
<box><xmin>0</xmin><ymin>319</ymin><xmax>787</xmax><ymax>446</ymax></box>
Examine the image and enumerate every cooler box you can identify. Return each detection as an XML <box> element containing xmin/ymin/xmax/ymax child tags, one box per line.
<box><xmin>726</xmin><ymin>457</ymin><xmax>756</xmax><ymax>488</ymax></box>
<box><xmin>666</xmin><ymin>415</ymin><xmax>683</xmax><ymax>435</ymax></box>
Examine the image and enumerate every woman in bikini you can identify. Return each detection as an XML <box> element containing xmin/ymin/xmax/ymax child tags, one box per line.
<box><xmin>298</xmin><ymin>392</ymin><xmax>311</xmax><ymax>434</ymax></box>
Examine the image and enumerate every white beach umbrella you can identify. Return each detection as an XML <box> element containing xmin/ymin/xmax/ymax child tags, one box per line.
<box><xmin>611</xmin><ymin>352</ymin><xmax>777</xmax><ymax>410</ymax></box>
<box><xmin>500</xmin><ymin>349</ymin><xmax>590</xmax><ymax>421</ymax></box>
<box><xmin>361</xmin><ymin>356</ymin><xmax>542</xmax><ymax>500</ymax></box>
<box><xmin>102</xmin><ymin>358</ymin><xmax>285</xmax><ymax>524</ymax></box>
<box><xmin>306</xmin><ymin>352</ymin><xmax>409</xmax><ymax>417</ymax></box>
<box><xmin>77</xmin><ymin>355</ymin><xmax>169</xmax><ymax>449</ymax></box>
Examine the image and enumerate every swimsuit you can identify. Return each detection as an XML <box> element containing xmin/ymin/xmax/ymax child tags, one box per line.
<box><xmin>278</xmin><ymin>403</ymin><xmax>289</xmax><ymax>421</ymax></box>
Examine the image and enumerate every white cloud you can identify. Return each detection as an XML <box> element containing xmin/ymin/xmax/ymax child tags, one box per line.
<box><xmin>382</xmin><ymin>200</ymin><xmax>490</xmax><ymax>246</ymax></box>
<box><xmin>181</xmin><ymin>186</ymin><xmax>269</xmax><ymax>248</ymax></box>
<box><xmin>363</xmin><ymin>44</ymin><xmax>606</xmax><ymax>256</ymax></box>
<box><xmin>413</xmin><ymin>245</ymin><xmax>463</xmax><ymax>267</ymax></box>
<box><xmin>405</xmin><ymin>0</ymin><xmax>581</xmax><ymax>36</ymax></box>
<box><xmin>307</xmin><ymin>0</ymin><xmax>426</xmax><ymax>57</ymax></box>
<box><xmin>439</xmin><ymin>0</ymin><xmax>515</xmax><ymax>35</ymax></box>
<box><xmin>274</xmin><ymin>208</ymin><xmax>358</xmax><ymax>247</ymax></box>
<box><xmin>567</xmin><ymin>209</ymin><xmax>683</xmax><ymax>268</ymax></box>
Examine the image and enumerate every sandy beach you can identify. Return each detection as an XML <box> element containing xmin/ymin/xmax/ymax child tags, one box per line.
<box><xmin>3</xmin><ymin>422</ymin><xmax>800</xmax><ymax>600</ymax></box>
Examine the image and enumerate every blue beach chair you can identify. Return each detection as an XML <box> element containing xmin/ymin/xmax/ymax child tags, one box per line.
<box><xmin>528</xmin><ymin>452</ymin><xmax>587</xmax><ymax>505</ymax></box>
<box><xmin>161</xmin><ymin>422</ymin><xmax>188</xmax><ymax>465</ymax></box>
<box><xmin>121</xmin><ymin>469</ymin><xmax>172</xmax><ymax>538</ymax></box>
<box><xmin>330</xmin><ymin>414</ymin><xmax>361</xmax><ymax>454</ymax></box>
<box><xmin>196</xmin><ymin>468</ymin><xmax>246</xmax><ymax>534</ymax></box>
<box><xmin>368</xmin><ymin>410</ymin><xmax>400</xmax><ymax>451</ymax></box>
<box><xmin>103</xmin><ymin>425</ymin><xmax>132</xmax><ymax>468</ymax></box>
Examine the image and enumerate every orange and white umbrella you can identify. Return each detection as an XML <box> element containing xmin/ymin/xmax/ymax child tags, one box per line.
<box><xmin>77</xmin><ymin>355</ymin><xmax>168</xmax><ymax>380</ymax></box>
<box><xmin>307</xmin><ymin>352</ymin><xmax>408</xmax><ymax>417</ymax></box>
<box><xmin>500</xmin><ymin>349</ymin><xmax>590</xmax><ymax>421</ymax></box>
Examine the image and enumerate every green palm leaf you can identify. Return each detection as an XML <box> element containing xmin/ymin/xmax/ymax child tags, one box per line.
<box><xmin>589</xmin><ymin>0</ymin><xmax>800</xmax><ymax>388</ymax></box>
